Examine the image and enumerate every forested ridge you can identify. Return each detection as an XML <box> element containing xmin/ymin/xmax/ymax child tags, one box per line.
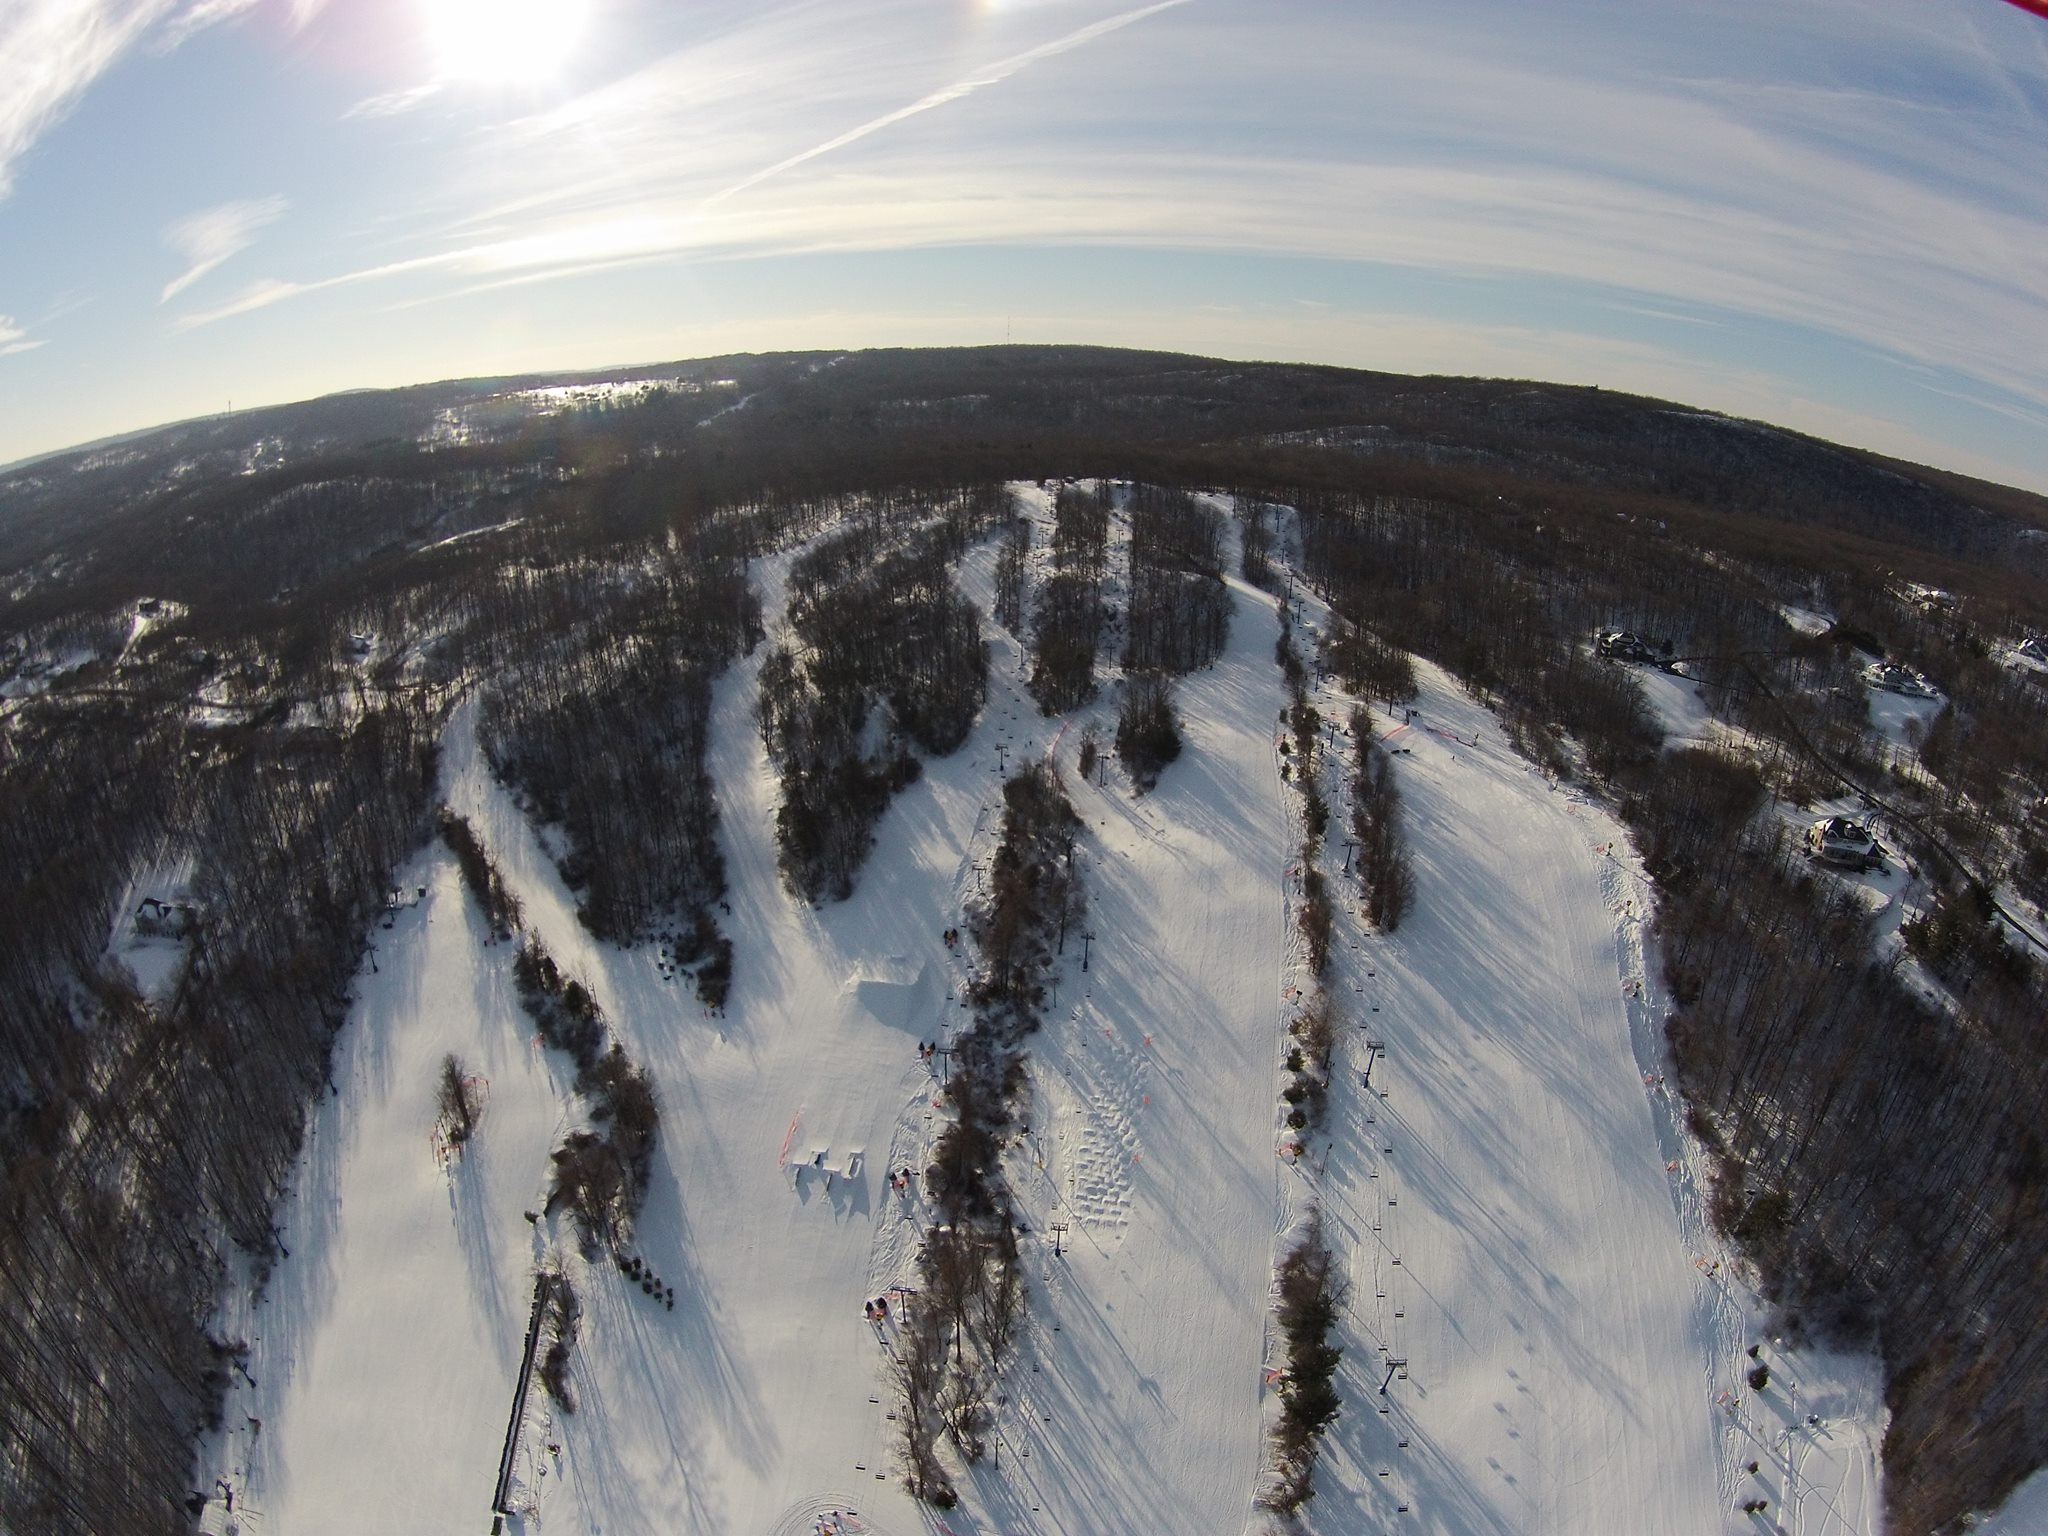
<box><xmin>2</xmin><ymin>346</ymin><xmax>2045</xmax><ymax>1532</ymax></box>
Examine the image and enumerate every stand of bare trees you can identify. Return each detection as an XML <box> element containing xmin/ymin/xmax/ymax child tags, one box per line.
<box><xmin>1123</xmin><ymin>483</ymin><xmax>1228</xmax><ymax>675</ymax></box>
<box><xmin>1349</xmin><ymin>711</ymin><xmax>1414</xmax><ymax>932</ymax></box>
<box><xmin>1321</xmin><ymin>617</ymin><xmax>1417</xmax><ymax>710</ymax></box>
<box><xmin>889</xmin><ymin>1222</ymin><xmax>1025</xmax><ymax>1505</ymax></box>
<box><xmin>1264</xmin><ymin>1211</ymin><xmax>1347</xmax><ymax>1513</ymax></box>
<box><xmin>1282</xmin><ymin>991</ymin><xmax>1334</xmax><ymax>1136</ymax></box>
<box><xmin>438</xmin><ymin>809</ymin><xmax>522</xmax><ymax>938</ymax></box>
<box><xmin>1236</xmin><ymin>494</ymin><xmax>1285</xmax><ymax>597</ymax></box>
<box><xmin>895</xmin><ymin>764</ymin><xmax>1080</xmax><ymax>1505</ymax></box>
<box><xmin>479</xmin><ymin>541</ymin><xmax>755</xmax><ymax>1000</ymax></box>
<box><xmin>512</xmin><ymin>941</ymin><xmax>660</xmax><ymax>1254</ymax></box>
<box><xmin>1030</xmin><ymin>482</ymin><xmax>1112</xmax><ymax>713</ymax></box>
<box><xmin>536</xmin><ymin>1267</ymin><xmax>582</xmax><ymax>1412</ymax></box>
<box><xmin>761</xmin><ymin>492</ymin><xmax>1002</xmax><ymax>901</ymax></box>
<box><xmin>1276</xmin><ymin>608</ymin><xmax>1334</xmax><ymax>973</ymax></box>
<box><xmin>993</xmin><ymin>515</ymin><xmax>1030</xmax><ymax>634</ymax></box>
<box><xmin>1115</xmin><ymin>672</ymin><xmax>1182</xmax><ymax>793</ymax></box>
<box><xmin>963</xmin><ymin>764</ymin><xmax>1084</xmax><ymax>1034</ymax></box>
<box><xmin>436</xmin><ymin>1054</ymin><xmax>480</xmax><ymax>1152</ymax></box>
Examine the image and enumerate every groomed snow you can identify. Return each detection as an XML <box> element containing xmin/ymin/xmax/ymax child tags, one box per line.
<box><xmin>198</xmin><ymin>816</ymin><xmax>574</xmax><ymax>1535</ymax></box>
<box><xmin>200</xmin><ymin>490</ymin><xmax>1900</xmax><ymax>1536</ymax></box>
<box><xmin>1281</xmin><ymin>583</ymin><xmax>1880</xmax><ymax>1535</ymax></box>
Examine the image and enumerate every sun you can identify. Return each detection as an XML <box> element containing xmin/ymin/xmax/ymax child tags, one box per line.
<box><xmin>425</xmin><ymin>0</ymin><xmax>592</xmax><ymax>85</ymax></box>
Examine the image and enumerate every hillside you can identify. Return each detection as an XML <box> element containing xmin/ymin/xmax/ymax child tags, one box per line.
<box><xmin>3</xmin><ymin>349</ymin><xmax>2045</xmax><ymax>1535</ymax></box>
<box><xmin>189</xmin><ymin>488</ymin><xmax>1872</xmax><ymax>1535</ymax></box>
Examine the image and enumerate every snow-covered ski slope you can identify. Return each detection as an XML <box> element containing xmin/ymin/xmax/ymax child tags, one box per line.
<box><xmin>972</xmin><ymin>504</ymin><xmax>1285</xmax><ymax>1530</ymax></box>
<box><xmin>201</xmin><ymin>487</ymin><xmax>1894</xmax><ymax>1536</ymax></box>
<box><xmin>1309</xmin><ymin>659</ymin><xmax>1729</xmax><ymax>1531</ymax></box>
<box><xmin>200</xmin><ymin>817</ymin><xmax>572</xmax><ymax>1534</ymax></box>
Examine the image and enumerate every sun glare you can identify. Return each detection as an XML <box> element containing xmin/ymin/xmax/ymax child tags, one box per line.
<box><xmin>426</xmin><ymin>0</ymin><xmax>591</xmax><ymax>85</ymax></box>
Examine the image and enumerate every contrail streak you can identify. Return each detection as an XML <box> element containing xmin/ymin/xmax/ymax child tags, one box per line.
<box><xmin>704</xmin><ymin>0</ymin><xmax>1194</xmax><ymax>208</ymax></box>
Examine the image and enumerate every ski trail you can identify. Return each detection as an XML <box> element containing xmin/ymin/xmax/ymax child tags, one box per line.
<box><xmin>988</xmin><ymin>513</ymin><xmax>1288</xmax><ymax>1533</ymax></box>
<box><xmin>1282</xmin><ymin>588</ymin><xmax>1728</xmax><ymax>1534</ymax></box>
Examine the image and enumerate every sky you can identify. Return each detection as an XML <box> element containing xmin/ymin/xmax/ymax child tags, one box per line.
<box><xmin>2</xmin><ymin>0</ymin><xmax>2047</xmax><ymax>491</ymax></box>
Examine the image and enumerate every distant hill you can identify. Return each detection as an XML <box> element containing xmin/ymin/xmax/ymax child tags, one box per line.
<box><xmin>6</xmin><ymin>348</ymin><xmax>2047</xmax><ymax>621</ymax></box>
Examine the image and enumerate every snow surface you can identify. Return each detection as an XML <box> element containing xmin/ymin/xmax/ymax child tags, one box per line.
<box><xmin>200</xmin><ymin>818</ymin><xmax>572</xmax><ymax>1535</ymax></box>
<box><xmin>1635</xmin><ymin>663</ymin><xmax>1719</xmax><ymax>749</ymax></box>
<box><xmin>199</xmin><ymin>490</ymin><xmax>1901</xmax><ymax>1535</ymax></box>
<box><xmin>1977</xmin><ymin>1466</ymin><xmax>2048</xmax><ymax>1534</ymax></box>
<box><xmin>1779</xmin><ymin>605</ymin><xmax>1834</xmax><ymax>639</ymax></box>
<box><xmin>1865</xmin><ymin>686</ymin><xmax>1942</xmax><ymax>751</ymax></box>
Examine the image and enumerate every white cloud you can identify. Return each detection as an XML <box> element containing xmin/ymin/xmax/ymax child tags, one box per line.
<box><xmin>174</xmin><ymin>275</ymin><xmax>317</xmax><ymax>328</ymax></box>
<box><xmin>54</xmin><ymin>0</ymin><xmax>2048</xmax><ymax>485</ymax></box>
<box><xmin>178</xmin><ymin>1</ymin><xmax>1202</xmax><ymax>323</ymax></box>
<box><xmin>342</xmin><ymin>82</ymin><xmax>443</xmax><ymax>121</ymax></box>
<box><xmin>156</xmin><ymin>0</ymin><xmax>260</xmax><ymax>48</ymax></box>
<box><xmin>0</xmin><ymin>0</ymin><xmax>323</xmax><ymax>200</ymax></box>
<box><xmin>0</xmin><ymin>313</ymin><xmax>46</xmax><ymax>354</ymax></box>
<box><xmin>160</xmin><ymin>195</ymin><xmax>288</xmax><ymax>302</ymax></box>
<box><xmin>0</xmin><ymin>1</ymin><xmax>175</xmax><ymax>198</ymax></box>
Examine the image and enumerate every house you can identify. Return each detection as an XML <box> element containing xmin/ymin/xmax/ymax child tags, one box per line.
<box><xmin>135</xmin><ymin>897</ymin><xmax>196</xmax><ymax>937</ymax></box>
<box><xmin>2017</xmin><ymin>636</ymin><xmax>2047</xmax><ymax>668</ymax></box>
<box><xmin>1864</xmin><ymin>660</ymin><xmax>1936</xmax><ymax>698</ymax></box>
<box><xmin>1595</xmin><ymin>629</ymin><xmax>1659</xmax><ymax>663</ymax></box>
<box><xmin>1806</xmin><ymin>816</ymin><xmax>1882</xmax><ymax>870</ymax></box>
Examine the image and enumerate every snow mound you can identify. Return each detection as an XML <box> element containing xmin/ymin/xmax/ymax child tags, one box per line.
<box><xmin>1780</xmin><ymin>603</ymin><xmax>1834</xmax><ymax>637</ymax></box>
<box><xmin>842</xmin><ymin>956</ymin><xmax>938</xmax><ymax>1032</ymax></box>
